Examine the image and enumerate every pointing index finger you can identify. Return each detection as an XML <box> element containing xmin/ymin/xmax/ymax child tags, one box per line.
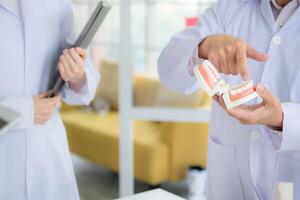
<box><xmin>246</xmin><ymin>46</ymin><xmax>269</xmax><ymax>61</ymax></box>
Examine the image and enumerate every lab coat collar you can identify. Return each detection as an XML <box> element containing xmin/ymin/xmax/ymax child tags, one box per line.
<box><xmin>0</xmin><ymin>0</ymin><xmax>35</xmax><ymax>24</ymax></box>
<box><xmin>260</xmin><ymin>0</ymin><xmax>279</xmax><ymax>33</ymax></box>
<box><xmin>19</xmin><ymin>0</ymin><xmax>27</xmax><ymax>24</ymax></box>
<box><xmin>259</xmin><ymin>0</ymin><xmax>300</xmax><ymax>33</ymax></box>
<box><xmin>0</xmin><ymin>0</ymin><xmax>21</xmax><ymax>20</ymax></box>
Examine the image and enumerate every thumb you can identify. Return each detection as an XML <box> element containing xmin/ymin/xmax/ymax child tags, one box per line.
<box><xmin>37</xmin><ymin>92</ymin><xmax>48</xmax><ymax>98</ymax></box>
<box><xmin>51</xmin><ymin>96</ymin><xmax>60</xmax><ymax>104</ymax></box>
<box><xmin>247</xmin><ymin>46</ymin><xmax>269</xmax><ymax>61</ymax></box>
<box><xmin>255</xmin><ymin>84</ymin><xmax>273</xmax><ymax>104</ymax></box>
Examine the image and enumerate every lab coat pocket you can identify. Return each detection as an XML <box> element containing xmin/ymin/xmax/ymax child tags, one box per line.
<box><xmin>274</xmin><ymin>153</ymin><xmax>300</xmax><ymax>200</ymax></box>
<box><xmin>207</xmin><ymin>137</ymin><xmax>244</xmax><ymax>200</ymax></box>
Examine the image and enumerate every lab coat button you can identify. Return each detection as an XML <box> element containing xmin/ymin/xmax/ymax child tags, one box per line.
<box><xmin>251</xmin><ymin>131</ymin><xmax>260</xmax><ymax>140</ymax></box>
<box><xmin>272</xmin><ymin>36</ymin><xmax>281</xmax><ymax>45</ymax></box>
<box><xmin>279</xmin><ymin>21</ymin><xmax>285</xmax><ymax>27</ymax></box>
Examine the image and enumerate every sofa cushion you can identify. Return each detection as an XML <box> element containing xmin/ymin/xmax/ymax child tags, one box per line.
<box><xmin>96</xmin><ymin>60</ymin><xmax>119</xmax><ymax>110</ymax></box>
<box><xmin>61</xmin><ymin>111</ymin><xmax>169</xmax><ymax>185</ymax></box>
<box><xmin>155</xmin><ymin>85</ymin><xmax>203</xmax><ymax>108</ymax></box>
<box><xmin>133</xmin><ymin>74</ymin><xmax>161</xmax><ymax>107</ymax></box>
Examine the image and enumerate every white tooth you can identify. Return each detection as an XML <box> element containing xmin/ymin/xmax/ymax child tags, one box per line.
<box><xmin>230</xmin><ymin>90</ymin><xmax>237</xmax><ymax>95</ymax></box>
<box><xmin>212</xmin><ymin>68</ymin><xmax>220</xmax><ymax>79</ymax></box>
<box><xmin>209</xmin><ymin>75</ymin><xmax>216</xmax><ymax>82</ymax></box>
<box><xmin>248</xmin><ymin>81</ymin><xmax>253</xmax><ymax>87</ymax></box>
<box><xmin>240</xmin><ymin>86</ymin><xmax>247</xmax><ymax>91</ymax></box>
<box><xmin>245</xmin><ymin>82</ymin><xmax>252</xmax><ymax>90</ymax></box>
<box><xmin>237</xmin><ymin>88</ymin><xmax>242</xmax><ymax>93</ymax></box>
<box><xmin>208</xmin><ymin>66</ymin><xmax>219</xmax><ymax>79</ymax></box>
<box><xmin>212</xmin><ymin>66</ymin><xmax>217</xmax><ymax>73</ymax></box>
<box><xmin>218</xmin><ymin>80</ymin><xmax>226</xmax><ymax>86</ymax></box>
<box><xmin>203</xmin><ymin>60</ymin><xmax>211</xmax><ymax>67</ymax></box>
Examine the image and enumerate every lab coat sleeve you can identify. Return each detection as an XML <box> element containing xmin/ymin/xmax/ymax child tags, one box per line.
<box><xmin>59</xmin><ymin>0</ymin><xmax>100</xmax><ymax>105</ymax></box>
<box><xmin>158</xmin><ymin>0</ymin><xmax>231</xmax><ymax>95</ymax></box>
<box><xmin>277</xmin><ymin>103</ymin><xmax>300</xmax><ymax>151</ymax></box>
<box><xmin>262</xmin><ymin>103</ymin><xmax>300</xmax><ymax>151</ymax></box>
<box><xmin>0</xmin><ymin>97</ymin><xmax>34</xmax><ymax>129</ymax></box>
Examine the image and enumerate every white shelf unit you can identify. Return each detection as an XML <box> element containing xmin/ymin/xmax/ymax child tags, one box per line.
<box><xmin>118</xmin><ymin>0</ymin><xmax>211</xmax><ymax>198</ymax></box>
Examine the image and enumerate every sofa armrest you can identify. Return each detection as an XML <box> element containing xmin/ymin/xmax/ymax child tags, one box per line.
<box><xmin>160</xmin><ymin>121</ymin><xmax>209</xmax><ymax>182</ymax></box>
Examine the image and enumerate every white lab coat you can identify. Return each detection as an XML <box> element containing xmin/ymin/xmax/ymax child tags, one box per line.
<box><xmin>158</xmin><ymin>0</ymin><xmax>300</xmax><ymax>199</ymax></box>
<box><xmin>0</xmin><ymin>0</ymin><xmax>99</xmax><ymax>199</ymax></box>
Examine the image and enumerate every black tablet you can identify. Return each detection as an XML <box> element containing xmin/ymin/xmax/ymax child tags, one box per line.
<box><xmin>0</xmin><ymin>105</ymin><xmax>21</xmax><ymax>135</ymax></box>
<box><xmin>47</xmin><ymin>1</ymin><xmax>111</xmax><ymax>98</ymax></box>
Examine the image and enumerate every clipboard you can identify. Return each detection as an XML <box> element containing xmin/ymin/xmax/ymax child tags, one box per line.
<box><xmin>47</xmin><ymin>1</ymin><xmax>111</xmax><ymax>98</ymax></box>
<box><xmin>0</xmin><ymin>105</ymin><xmax>21</xmax><ymax>135</ymax></box>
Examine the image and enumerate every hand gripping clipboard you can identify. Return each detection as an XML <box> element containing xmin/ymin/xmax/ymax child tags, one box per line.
<box><xmin>47</xmin><ymin>1</ymin><xmax>111</xmax><ymax>98</ymax></box>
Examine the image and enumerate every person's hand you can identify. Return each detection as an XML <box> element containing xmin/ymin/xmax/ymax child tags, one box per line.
<box><xmin>214</xmin><ymin>84</ymin><xmax>283</xmax><ymax>130</ymax></box>
<box><xmin>33</xmin><ymin>93</ymin><xmax>60</xmax><ymax>124</ymax></box>
<box><xmin>198</xmin><ymin>34</ymin><xmax>269</xmax><ymax>80</ymax></box>
<box><xmin>58</xmin><ymin>47</ymin><xmax>87</xmax><ymax>91</ymax></box>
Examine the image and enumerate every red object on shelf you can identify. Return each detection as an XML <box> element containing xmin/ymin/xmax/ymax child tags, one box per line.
<box><xmin>185</xmin><ymin>17</ymin><xmax>199</xmax><ymax>27</ymax></box>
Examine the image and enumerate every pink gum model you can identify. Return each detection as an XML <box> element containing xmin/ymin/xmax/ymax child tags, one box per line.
<box><xmin>194</xmin><ymin>60</ymin><xmax>259</xmax><ymax>109</ymax></box>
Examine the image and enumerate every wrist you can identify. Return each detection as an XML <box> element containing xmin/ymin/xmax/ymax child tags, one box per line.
<box><xmin>268</xmin><ymin>110</ymin><xmax>284</xmax><ymax>132</ymax></box>
<box><xmin>268</xmin><ymin>125</ymin><xmax>283</xmax><ymax>132</ymax></box>
<box><xmin>69</xmin><ymin>72</ymin><xmax>87</xmax><ymax>92</ymax></box>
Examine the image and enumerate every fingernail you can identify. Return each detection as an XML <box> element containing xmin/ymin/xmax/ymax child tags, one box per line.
<box><xmin>256</xmin><ymin>84</ymin><xmax>265</xmax><ymax>92</ymax></box>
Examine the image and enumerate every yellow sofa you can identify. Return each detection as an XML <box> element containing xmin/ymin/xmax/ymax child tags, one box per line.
<box><xmin>61</xmin><ymin>60</ymin><xmax>211</xmax><ymax>185</ymax></box>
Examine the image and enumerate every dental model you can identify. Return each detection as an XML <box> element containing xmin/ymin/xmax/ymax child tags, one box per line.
<box><xmin>194</xmin><ymin>60</ymin><xmax>259</xmax><ymax>109</ymax></box>
<box><xmin>193</xmin><ymin>60</ymin><xmax>225</xmax><ymax>96</ymax></box>
<box><xmin>222</xmin><ymin>80</ymin><xmax>258</xmax><ymax>109</ymax></box>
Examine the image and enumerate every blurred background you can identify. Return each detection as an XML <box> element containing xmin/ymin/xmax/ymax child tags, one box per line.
<box><xmin>61</xmin><ymin>0</ymin><xmax>216</xmax><ymax>199</ymax></box>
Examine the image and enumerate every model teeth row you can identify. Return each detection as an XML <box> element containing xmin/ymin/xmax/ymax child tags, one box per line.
<box><xmin>230</xmin><ymin>81</ymin><xmax>253</xmax><ymax>95</ymax></box>
<box><xmin>202</xmin><ymin>60</ymin><xmax>220</xmax><ymax>82</ymax></box>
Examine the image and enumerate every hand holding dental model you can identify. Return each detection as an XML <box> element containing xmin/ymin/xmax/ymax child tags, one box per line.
<box><xmin>195</xmin><ymin>34</ymin><xmax>283</xmax><ymax>129</ymax></box>
<box><xmin>194</xmin><ymin>60</ymin><xmax>283</xmax><ymax>129</ymax></box>
<box><xmin>226</xmin><ymin>84</ymin><xmax>283</xmax><ymax>129</ymax></box>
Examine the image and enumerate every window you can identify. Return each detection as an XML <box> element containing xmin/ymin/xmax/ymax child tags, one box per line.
<box><xmin>71</xmin><ymin>0</ymin><xmax>216</xmax><ymax>73</ymax></box>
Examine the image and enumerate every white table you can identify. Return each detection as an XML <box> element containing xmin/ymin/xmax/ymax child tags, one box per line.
<box><xmin>117</xmin><ymin>189</ymin><xmax>186</xmax><ymax>200</ymax></box>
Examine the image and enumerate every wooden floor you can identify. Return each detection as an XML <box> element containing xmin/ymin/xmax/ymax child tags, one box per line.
<box><xmin>72</xmin><ymin>155</ymin><xmax>188</xmax><ymax>200</ymax></box>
